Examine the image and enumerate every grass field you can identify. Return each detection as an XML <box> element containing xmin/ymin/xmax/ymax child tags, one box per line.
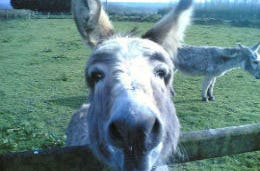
<box><xmin>0</xmin><ymin>19</ymin><xmax>260</xmax><ymax>170</ymax></box>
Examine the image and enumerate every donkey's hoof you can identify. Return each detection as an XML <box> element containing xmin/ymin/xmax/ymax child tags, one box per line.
<box><xmin>208</xmin><ymin>96</ymin><xmax>215</xmax><ymax>101</ymax></box>
<box><xmin>202</xmin><ymin>97</ymin><xmax>208</xmax><ymax>102</ymax></box>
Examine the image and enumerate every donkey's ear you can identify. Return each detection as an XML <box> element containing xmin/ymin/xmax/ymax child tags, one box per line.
<box><xmin>142</xmin><ymin>0</ymin><xmax>193</xmax><ymax>58</ymax></box>
<box><xmin>237</xmin><ymin>43</ymin><xmax>245</xmax><ymax>49</ymax></box>
<box><xmin>72</xmin><ymin>0</ymin><xmax>114</xmax><ymax>49</ymax></box>
<box><xmin>251</xmin><ymin>42</ymin><xmax>260</xmax><ymax>53</ymax></box>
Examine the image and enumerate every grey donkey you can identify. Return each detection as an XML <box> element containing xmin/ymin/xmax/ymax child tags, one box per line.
<box><xmin>175</xmin><ymin>43</ymin><xmax>260</xmax><ymax>101</ymax></box>
<box><xmin>66</xmin><ymin>0</ymin><xmax>193</xmax><ymax>171</ymax></box>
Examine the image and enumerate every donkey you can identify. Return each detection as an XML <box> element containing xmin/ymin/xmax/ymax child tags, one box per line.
<box><xmin>175</xmin><ymin>43</ymin><xmax>260</xmax><ymax>101</ymax></box>
<box><xmin>66</xmin><ymin>0</ymin><xmax>192</xmax><ymax>170</ymax></box>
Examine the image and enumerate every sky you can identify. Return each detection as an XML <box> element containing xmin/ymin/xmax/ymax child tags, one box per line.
<box><xmin>102</xmin><ymin>0</ymin><xmax>206</xmax><ymax>3</ymax></box>
<box><xmin>0</xmin><ymin>0</ymin><xmax>12</xmax><ymax>9</ymax></box>
<box><xmin>103</xmin><ymin>0</ymin><xmax>173</xmax><ymax>2</ymax></box>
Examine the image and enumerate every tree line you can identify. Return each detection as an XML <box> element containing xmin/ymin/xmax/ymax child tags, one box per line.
<box><xmin>1</xmin><ymin>1</ymin><xmax>259</xmax><ymax>27</ymax></box>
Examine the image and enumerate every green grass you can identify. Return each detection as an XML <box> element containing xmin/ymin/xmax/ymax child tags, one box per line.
<box><xmin>0</xmin><ymin>19</ymin><xmax>259</xmax><ymax>170</ymax></box>
<box><xmin>0</xmin><ymin>19</ymin><xmax>88</xmax><ymax>151</ymax></box>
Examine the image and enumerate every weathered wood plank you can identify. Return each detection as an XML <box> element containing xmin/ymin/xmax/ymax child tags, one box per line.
<box><xmin>0</xmin><ymin>146</ymin><xmax>104</xmax><ymax>171</ymax></box>
<box><xmin>174</xmin><ymin>123</ymin><xmax>260</xmax><ymax>163</ymax></box>
<box><xmin>10</xmin><ymin>0</ymin><xmax>71</xmax><ymax>12</ymax></box>
<box><xmin>0</xmin><ymin>123</ymin><xmax>259</xmax><ymax>171</ymax></box>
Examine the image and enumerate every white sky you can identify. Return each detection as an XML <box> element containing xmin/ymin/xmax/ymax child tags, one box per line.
<box><xmin>103</xmin><ymin>0</ymin><xmax>173</xmax><ymax>2</ymax></box>
<box><xmin>102</xmin><ymin>0</ymin><xmax>206</xmax><ymax>3</ymax></box>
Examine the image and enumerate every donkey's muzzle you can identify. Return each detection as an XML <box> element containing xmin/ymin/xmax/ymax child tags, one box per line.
<box><xmin>108</xmin><ymin>103</ymin><xmax>163</xmax><ymax>153</ymax></box>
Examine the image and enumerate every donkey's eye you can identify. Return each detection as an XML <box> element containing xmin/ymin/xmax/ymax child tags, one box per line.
<box><xmin>90</xmin><ymin>71</ymin><xmax>104</xmax><ymax>84</ymax></box>
<box><xmin>155</xmin><ymin>68</ymin><xmax>167</xmax><ymax>79</ymax></box>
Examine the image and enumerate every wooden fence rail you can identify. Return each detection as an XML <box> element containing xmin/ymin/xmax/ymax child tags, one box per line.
<box><xmin>0</xmin><ymin>123</ymin><xmax>259</xmax><ymax>171</ymax></box>
<box><xmin>1</xmin><ymin>0</ymin><xmax>71</xmax><ymax>12</ymax></box>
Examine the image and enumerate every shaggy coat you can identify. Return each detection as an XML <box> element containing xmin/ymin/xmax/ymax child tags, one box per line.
<box><xmin>175</xmin><ymin>43</ymin><xmax>260</xmax><ymax>101</ymax></box>
<box><xmin>66</xmin><ymin>0</ymin><xmax>193</xmax><ymax>170</ymax></box>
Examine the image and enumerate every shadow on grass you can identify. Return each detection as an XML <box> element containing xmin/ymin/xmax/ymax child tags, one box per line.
<box><xmin>49</xmin><ymin>96</ymin><xmax>87</xmax><ymax>109</ymax></box>
<box><xmin>174</xmin><ymin>99</ymin><xmax>202</xmax><ymax>104</ymax></box>
<box><xmin>51</xmin><ymin>96</ymin><xmax>206</xmax><ymax>109</ymax></box>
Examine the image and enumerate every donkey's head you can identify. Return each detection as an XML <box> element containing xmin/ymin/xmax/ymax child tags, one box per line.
<box><xmin>239</xmin><ymin>42</ymin><xmax>260</xmax><ymax>79</ymax></box>
<box><xmin>72</xmin><ymin>0</ymin><xmax>192</xmax><ymax>170</ymax></box>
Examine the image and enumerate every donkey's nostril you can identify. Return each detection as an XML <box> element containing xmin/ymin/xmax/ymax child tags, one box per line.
<box><xmin>108</xmin><ymin>121</ymin><xmax>124</xmax><ymax>145</ymax></box>
<box><xmin>151</xmin><ymin>118</ymin><xmax>162</xmax><ymax>136</ymax></box>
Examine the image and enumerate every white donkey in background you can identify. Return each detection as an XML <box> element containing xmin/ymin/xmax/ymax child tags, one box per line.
<box><xmin>175</xmin><ymin>42</ymin><xmax>260</xmax><ymax>101</ymax></box>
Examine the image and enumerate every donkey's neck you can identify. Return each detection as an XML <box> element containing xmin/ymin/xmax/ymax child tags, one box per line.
<box><xmin>223</xmin><ymin>48</ymin><xmax>246</xmax><ymax>70</ymax></box>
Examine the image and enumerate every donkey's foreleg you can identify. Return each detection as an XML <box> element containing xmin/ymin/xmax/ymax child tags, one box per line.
<box><xmin>201</xmin><ymin>76</ymin><xmax>214</xmax><ymax>102</ymax></box>
<box><xmin>207</xmin><ymin>77</ymin><xmax>216</xmax><ymax>101</ymax></box>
